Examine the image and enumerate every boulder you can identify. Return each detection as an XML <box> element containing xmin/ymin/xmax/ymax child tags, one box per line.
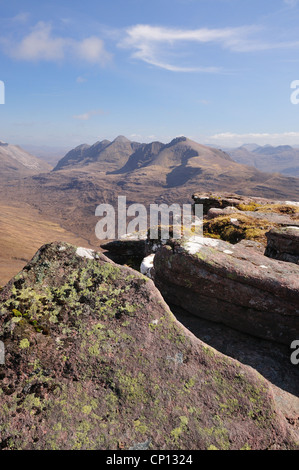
<box><xmin>207</xmin><ymin>206</ymin><xmax>240</xmax><ymax>219</ymax></box>
<box><xmin>265</xmin><ymin>226</ymin><xmax>299</xmax><ymax>264</ymax></box>
<box><xmin>153</xmin><ymin>236</ymin><xmax>299</xmax><ymax>345</ymax></box>
<box><xmin>0</xmin><ymin>242</ymin><xmax>297</xmax><ymax>450</ymax></box>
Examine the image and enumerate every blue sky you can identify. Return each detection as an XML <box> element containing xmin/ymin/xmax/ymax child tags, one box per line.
<box><xmin>1</xmin><ymin>0</ymin><xmax>299</xmax><ymax>148</ymax></box>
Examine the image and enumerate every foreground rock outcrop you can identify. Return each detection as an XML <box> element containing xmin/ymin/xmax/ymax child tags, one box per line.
<box><xmin>153</xmin><ymin>236</ymin><xmax>299</xmax><ymax>346</ymax></box>
<box><xmin>0</xmin><ymin>242</ymin><xmax>297</xmax><ymax>450</ymax></box>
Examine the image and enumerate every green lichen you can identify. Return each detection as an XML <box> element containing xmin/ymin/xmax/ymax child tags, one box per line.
<box><xmin>19</xmin><ymin>338</ymin><xmax>30</xmax><ymax>349</ymax></box>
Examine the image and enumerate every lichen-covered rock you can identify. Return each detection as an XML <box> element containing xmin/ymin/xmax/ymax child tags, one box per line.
<box><xmin>265</xmin><ymin>227</ymin><xmax>299</xmax><ymax>264</ymax></box>
<box><xmin>192</xmin><ymin>192</ymin><xmax>273</xmax><ymax>215</ymax></box>
<box><xmin>0</xmin><ymin>242</ymin><xmax>297</xmax><ymax>450</ymax></box>
<box><xmin>153</xmin><ymin>236</ymin><xmax>299</xmax><ymax>345</ymax></box>
<box><xmin>192</xmin><ymin>192</ymin><xmax>299</xmax><ymax>218</ymax></box>
<box><xmin>194</xmin><ymin>192</ymin><xmax>299</xmax><ymax>247</ymax></box>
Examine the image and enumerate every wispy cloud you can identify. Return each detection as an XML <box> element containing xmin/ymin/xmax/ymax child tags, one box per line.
<box><xmin>11</xmin><ymin>12</ymin><xmax>30</xmax><ymax>23</ymax></box>
<box><xmin>1</xmin><ymin>21</ymin><xmax>112</xmax><ymax>65</ymax></box>
<box><xmin>72</xmin><ymin>109</ymin><xmax>105</xmax><ymax>120</ymax></box>
<box><xmin>119</xmin><ymin>23</ymin><xmax>299</xmax><ymax>72</ymax></box>
<box><xmin>119</xmin><ymin>24</ymin><xmax>258</xmax><ymax>72</ymax></box>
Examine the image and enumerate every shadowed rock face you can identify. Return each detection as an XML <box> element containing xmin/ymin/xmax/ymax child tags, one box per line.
<box><xmin>265</xmin><ymin>227</ymin><xmax>299</xmax><ymax>264</ymax></box>
<box><xmin>0</xmin><ymin>242</ymin><xmax>297</xmax><ymax>450</ymax></box>
<box><xmin>153</xmin><ymin>237</ymin><xmax>299</xmax><ymax>345</ymax></box>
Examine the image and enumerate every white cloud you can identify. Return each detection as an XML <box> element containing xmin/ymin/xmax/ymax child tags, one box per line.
<box><xmin>9</xmin><ymin>22</ymin><xmax>68</xmax><ymax>61</ymax></box>
<box><xmin>121</xmin><ymin>25</ymin><xmax>218</xmax><ymax>72</ymax></box>
<box><xmin>119</xmin><ymin>24</ymin><xmax>257</xmax><ymax>72</ymax></box>
<box><xmin>73</xmin><ymin>109</ymin><xmax>105</xmax><ymax>120</ymax></box>
<box><xmin>207</xmin><ymin>131</ymin><xmax>299</xmax><ymax>146</ymax></box>
<box><xmin>119</xmin><ymin>24</ymin><xmax>299</xmax><ymax>72</ymax></box>
<box><xmin>76</xmin><ymin>36</ymin><xmax>111</xmax><ymax>65</ymax></box>
<box><xmin>2</xmin><ymin>21</ymin><xmax>112</xmax><ymax>65</ymax></box>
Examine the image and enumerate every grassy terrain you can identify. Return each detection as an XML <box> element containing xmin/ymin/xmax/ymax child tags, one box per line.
<box><xmin>0</xmin><ymin>202</ymin><xmax>94</xmax><ymax>286</ymax></box>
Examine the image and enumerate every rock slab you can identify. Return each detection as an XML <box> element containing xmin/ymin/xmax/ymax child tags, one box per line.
<box><xmin>153</xmin><ymin>236</ymin><xmax>299</xmax><ymax>345</ymax></box>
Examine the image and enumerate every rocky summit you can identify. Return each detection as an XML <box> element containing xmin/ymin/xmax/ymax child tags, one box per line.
<box><xmin>0</xmin><ymin>242</ymin><xmax>297</xmax><ymax>450</ymax></box>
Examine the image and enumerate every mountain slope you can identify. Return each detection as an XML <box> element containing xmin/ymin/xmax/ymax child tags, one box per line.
<box><xmin>0</xmin><ymin>141</ymin><xmax>52</xmax><ymax>179</ymax></box>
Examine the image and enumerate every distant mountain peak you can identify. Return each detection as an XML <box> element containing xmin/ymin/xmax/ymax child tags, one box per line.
<box><xmin>169</xmin><ymin>136</ymin><xmax>187</xmax><ymax>145</ymax></box>
<box><xmin>113</xmin><ymin>135</ymin><xmax>131</xmax><ymax>144</ymax></box>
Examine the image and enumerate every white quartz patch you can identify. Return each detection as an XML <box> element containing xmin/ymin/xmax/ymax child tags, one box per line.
<box><xmin>287</xmin><ymin>226</ymin><xmax>299</xmax><ymax>230</ymax></box>
<box><xmin>76</xmin><ymin>247</ymin><xmax>95</xmax><ymax>260</ymax></box>
<box><xmin>120</xmin><ymin>231</ymin><xmax>147</xmax><ymax>240</ymax></box>
<box><xmin>140</xmin><ymin>254</ymin><xmax>155</xmax><ymax>278</ymax></box>
<box><xmin>259</xmin><ymin>265</ymin><xmax>268</xmax><ymax>269</ymax></box>
<box><xmin>184</xmin><ymin>236</ymin><xmax>220</xmax><ymax>255</ymax></box>
<box><xmin>223</xmin><ymin>249</ymin><xmax>234</xmax><ymax>255</ymax></box>
<box><xmin>285</xmin><ymin>201</ymin><xmax>299</xmax><ymax>207</ymax></box>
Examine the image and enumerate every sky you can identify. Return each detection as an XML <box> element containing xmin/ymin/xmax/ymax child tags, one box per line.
<box><xmin>1</xmin><ymin>0</ymin><xmax>299</xmax><ymax>149</ymax></box>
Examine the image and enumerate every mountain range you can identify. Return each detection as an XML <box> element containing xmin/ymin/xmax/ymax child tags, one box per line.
<box><xmin>0</xmin><ymin>135</ymin><xmax>299</xmax><ymax>284</ymax></box>
<box><xmin>226</xmin><ymin>144</ymin><xmax>299</xmax><ymax>177</ymax></box>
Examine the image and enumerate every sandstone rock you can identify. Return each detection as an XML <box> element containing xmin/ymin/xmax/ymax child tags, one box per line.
<box><xmin>207</xmin><ymin>206</ymin><xmax>240</xmax><ymax>219</ymax></box>
<box><xmin>193</xmin><ymin>192</ymin><xmax>299</xmax><ymax>220</ymax></box>
<box><xmin>0</xmin><ymin>242</ymin><xmax>297</xmax><ymax>450</ymax></box>
<box><xmin>265</xmin><ymin>226</ymin><xmax>299</xmax><ymax>264</ymax></box>
<box><xmin>236</xmin><ymin>239</ymin><xmax>265</xmax><ymax>254</ymax></box>
<box><xmin>153</xmin><ymin>236</ymin><xmax>299</xmax><ymax>345</ymax></box>
<box><xmin>197</xmin><ymin>192</ymin><xmax>299</xmax><ymax>247</ymax></box>
<box><xmin>242</xmin><ymin>211</ymin><xmax>299</xmax><ymax>227</ymax></box>
<box><xmin>192</xmin><ymin>192</ymin><xmax>273</xmax><ymax>215</ymax></box>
